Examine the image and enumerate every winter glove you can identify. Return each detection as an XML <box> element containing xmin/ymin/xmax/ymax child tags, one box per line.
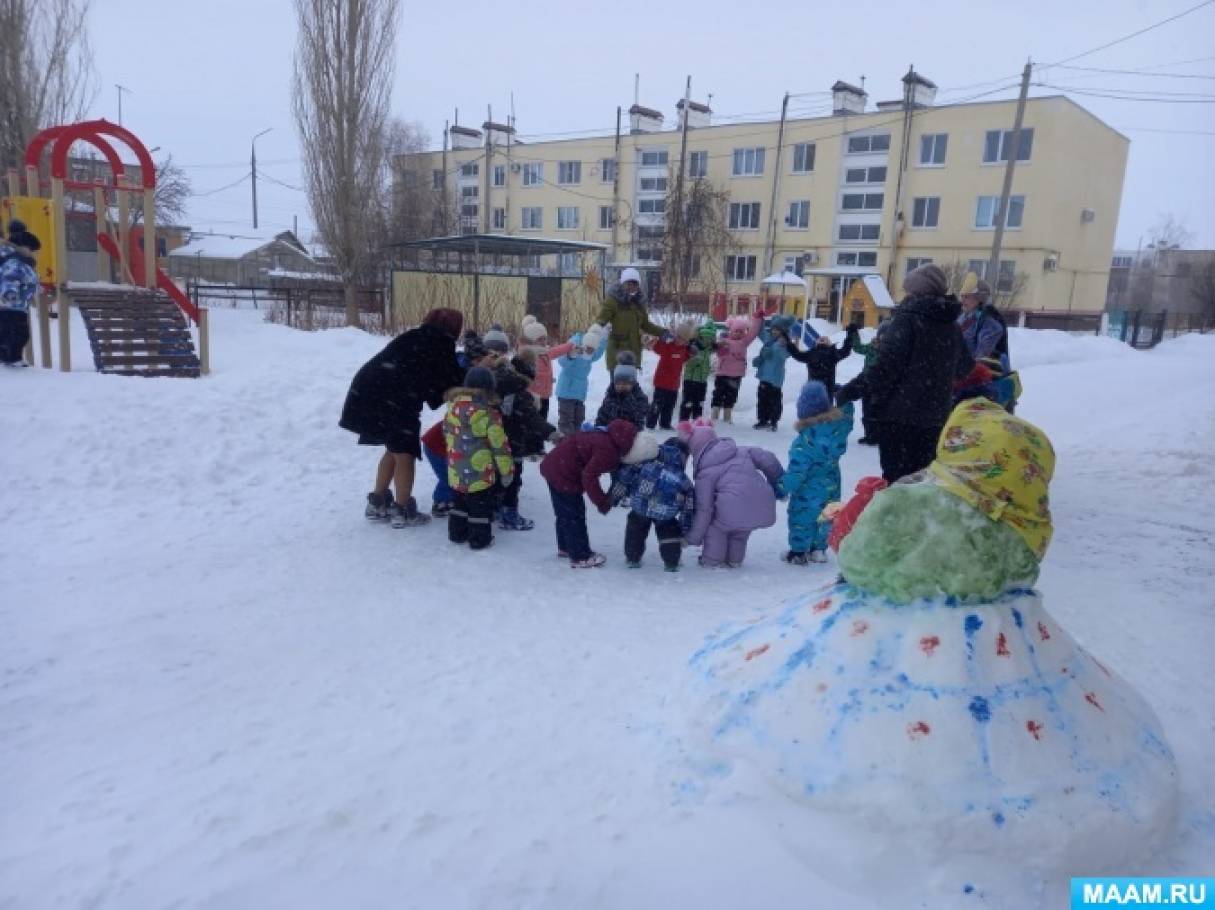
<box><xmin>580</xmin><ymin>420</ymin><xmax>596</xmax><ymax>432</ymax></box>
<box><xmin>596</xmin><ymin>500</ymin><xmax>612</xmax><ymax>516</ymax></box>
<box><xmin>771</xmin><ymin>479</ymin><xmax>788</xmax><ymax>502</ymax></box>
<box><xmin>835</xmin><ymin>384</ymin><xmax>857</xmax><ymax>405</ymax></box>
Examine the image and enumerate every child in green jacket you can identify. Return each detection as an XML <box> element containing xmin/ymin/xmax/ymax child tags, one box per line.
<box><xmin>679</xmin><ymin>321</ymin><xmax>717</xmax><ymax>421</ymax></box>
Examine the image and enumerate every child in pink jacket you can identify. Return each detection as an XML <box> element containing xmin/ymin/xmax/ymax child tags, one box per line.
<box><xmin>678</xmin><ymin>418</ymin><xmax>785</xmax><ymax>568</ymax></box>
<box><xmin>520</xmin><ymin>315</ymin><xmax>574</xmax><ymax>422</ymax></box>
<box><xmin>710</xmin><ymin>312</ymin><xmax>762</xmax><ymax>423</ymax></box>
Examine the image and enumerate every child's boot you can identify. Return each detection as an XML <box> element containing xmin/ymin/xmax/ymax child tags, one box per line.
<box><xmin>365</xmin><ymin>489</ymin><xmax>394</xmax><ymax>521</ymax></box>
<box><xmin>809</xmin><ymin>549</ymin><xmax>828</xmax><ymax>563</ymax></box>
<box><xmin>783</xmin><ymin>550</ymin><xmax>809</xmax><ymax>566</ymax></box>
<box><xmin>498</xmin><ymin>507</ymin><xmax>535</xmax><ymax>531</ymax></box>
<box><xmin>390</xmin><ymin>496</ymin><xmax>431</xmax><ymax>528</ymax></box>
<box><xmin>723</xmin><ymin>408</ymin><xmax>734</xmax><ymax>424</ymax></box>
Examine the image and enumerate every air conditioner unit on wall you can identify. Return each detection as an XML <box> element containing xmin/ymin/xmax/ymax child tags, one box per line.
<box><xmin>1044</xmin><ymin>254</ymin><xmax>1059</xmax><ymax>272</ymax></box>
<box><xmin>803</xmin><ymin>251</ymin><xmax>819</xmax><ymax>265</ymax></box>
<box><xmin>510</xmin><ymin>163</ymin><xmax>521</xmax><ymax>173</ymax></box>
<box><xmin>1081</xmin><ymin>208</ymin><xmax>1095</xmax><ymax>223</ymax></box>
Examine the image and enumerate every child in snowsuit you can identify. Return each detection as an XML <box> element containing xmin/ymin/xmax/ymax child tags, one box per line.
<box><xmin>0</xmin><ymin>221</ymin><xmax>42</xmax><ymax>366</ymax></box>
<box><xmin>679</xmin><ymin>321</ymin><xmax>717</xmax><ymax>422</ymax></box>
<box><xmin>595</xmin><ymin>351</ymin><xmax>649</xmax><ymax>430</ymax></box>
<box><xmin>554</xmin><ymin>324</ymin><xmax>607</xmax><ymax>437</ymax></box>
<box><xmin>851</xmin><ymin>321</ymin><xmax>887</xmax><ymax>445</ymax></box>
<box><xmin>679</xmin><ymin>418</ymin><xmax>784</xmax><ymax>568</ymax></box>
<box><xmin>420</xmin><ymin>422</ymin><xmax>454</xmax><ymax>516</ymax></box>
<box><xmin>444</xmin><ymin>367</ymin><xmax>515</xmax><ymax>550</ymax></box>
<box><xmin>711</xmin><ymin>313</ymin><xmax>762</xmax><ymax>423</ymax></box>
<box><xmin>539</xmin><ymin>419</ymin><xmax>640</xmax><ymax>568</ymax></box>
<box><xmin>780</xmin><ymin>381</ymin><xmax>855</xmax><ymax>565</ymax></box>
<box><xmin>647</xmin><ymin>320</ymin><xmax>696</xmax><ymax>430</ymax></box>
<box><xmin>485</xmin><ymin>333</ymin><xmax>556</xmax><ymax>531</ymax></box>
<box><xmin>610</xmin><ymin>434</ymin><xmax>695</xmax><ymax>571</ymax></box>
<box><xmin>752</xmin><ymin>314</ymin><xmax>795</xmax><ymax>430</ymax></box>
<box><xmin>519</xmin><ymin>315</ymin><xmax>573</xmax><ymax>421</ymax></box>
<box><xmin>788</xmin><ymin>325</ymin><xmax>854</xmax><ymax>398</ymax></box>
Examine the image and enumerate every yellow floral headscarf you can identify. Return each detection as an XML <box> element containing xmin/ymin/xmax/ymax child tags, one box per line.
<box><xmin>928</xmin><ymin>398</ymin><xmax>1056</xmax><ymax>560</ymax></box>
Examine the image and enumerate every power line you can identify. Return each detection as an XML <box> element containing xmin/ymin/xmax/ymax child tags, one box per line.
<box><xmin>1036</xmin><ymin>82</ymin><xmax>1215</xmax><ymax>97</ymax></box>
<box><xmin>1055</xmin><ymin>63</ymin><xmax>1215</xmax><ymax>80</ymax></box>
<box><xmin>1036</xmin><ymin>83</ymin><xmax>1215</xmax><ymax>102</ymax></box>
<box><xmin>190</xmin><ymin>172</ymin><xmax>252</xmax><ymax>197</ymax></box>
<box><xmin>1044</xmin><ymin>0</ymin><xmax>1215</xmax><ymax>67</ymax></box>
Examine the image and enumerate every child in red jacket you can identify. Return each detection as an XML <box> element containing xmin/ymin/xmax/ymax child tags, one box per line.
<box><xmin>646</xmin><ymin>320</ymin><xmax>695</xmax><ymax>431</ymax></box>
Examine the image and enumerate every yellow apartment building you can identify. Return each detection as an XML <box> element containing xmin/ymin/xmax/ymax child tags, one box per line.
<box><xmin>396</xmin><ymin>75</ymin><xmax>1128</xmax><ymax>320</ymax></box>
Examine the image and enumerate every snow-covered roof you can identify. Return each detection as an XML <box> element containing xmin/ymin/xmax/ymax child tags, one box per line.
<box><xmin>761</xmin><ymin>272</ymin><xmax>808</xmax><ymax>288</ymax></box>
<box><xmin>169</xmin><ymin>234</ymin><xmax>281</xmax><ymax>260</ymax></box>
<box><xmin>863</xmin><ymin>274</ymin><xmax>896</xmax><ymax>309</ymax></box>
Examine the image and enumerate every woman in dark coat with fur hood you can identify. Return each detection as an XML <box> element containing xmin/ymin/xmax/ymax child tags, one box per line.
<box><xmin>340</xmin><ymin>307</ymin><xmax>465</xmax><ymax>527</ymax></box>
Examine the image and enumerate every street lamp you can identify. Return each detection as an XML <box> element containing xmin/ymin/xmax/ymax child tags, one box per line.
<box><xmin>251</xmin><ymin>127</ymin><xmax>273</xmax><ymax>230</ymax></box>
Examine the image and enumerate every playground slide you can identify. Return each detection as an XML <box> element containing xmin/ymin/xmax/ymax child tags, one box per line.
<box><xmin>95</xmin><ymin>230</ymin><xmax>200</xmax><ymax>323</ymax></box>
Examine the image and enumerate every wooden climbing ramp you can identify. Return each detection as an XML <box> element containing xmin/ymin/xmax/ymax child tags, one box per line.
<box><xmin>71</xmin><ymin>285</ymin><xmax>202</xmax><ymax>378</ymax></box>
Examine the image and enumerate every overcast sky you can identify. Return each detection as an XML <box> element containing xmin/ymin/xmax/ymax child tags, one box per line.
<box><xmin>89</xmin><ymin>0</ymin><xmax>1215</xmax><ymax>249</ymax></box>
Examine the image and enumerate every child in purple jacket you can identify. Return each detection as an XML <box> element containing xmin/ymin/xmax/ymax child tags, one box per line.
<box><xmin>677</xmin><ymin>418</ymin><xmax>784</xmax><ymax>568</ymax></box>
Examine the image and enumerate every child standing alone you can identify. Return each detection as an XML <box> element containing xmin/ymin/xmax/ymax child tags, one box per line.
<box><xmin>780</xmin><ymin>381</ymin><xmax>854</xmax><ymax>565</ymax></box>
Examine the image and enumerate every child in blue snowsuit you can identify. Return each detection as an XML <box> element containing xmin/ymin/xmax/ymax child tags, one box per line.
<box><xmin>554</xmin><ymin>325</ymin><xmax>608</xmax><ymax>438</ymax></box>
<box><xmin>780</xmin><ymin>381</ymin><xmax>854</xmax><ymax>565</ymax></box>
<box><xmin>0</xmin><ymin>222</ymin><xmax>42</xmax><ymax>366</ymax></box>
<box><xmin>752</xmin><ymin>314</ymin><xmax>795</xmax><ymax>430</ymax></box>
<box><xmin>610</xmin><ymin>433</ymin><xmax>695</xmax><ymax>571</ymax></box>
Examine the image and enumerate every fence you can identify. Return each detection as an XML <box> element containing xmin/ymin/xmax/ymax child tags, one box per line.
<box><xmin>188</xmin><ymin>282</ymin><xmax>387</xmax><ymax>333</ymax></box>
<box><xmin>1105</xmin><ymin>310</ymin><xmax>1213</xmax><ymax>349</ymax></box>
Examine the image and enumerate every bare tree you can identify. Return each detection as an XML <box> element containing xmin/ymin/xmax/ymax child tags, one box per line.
<box><xmin>0</xmin><ymin>0</ymin><xmax>96</xmax><ymax>169</ymax></box>
<box><xmin>1146</xmin><ymin>213</ymin><xmax>1195</xmax><ymax>251</ymax></box>
<box><xmin>1191</xmin><ymin>260</ymin><xmax>1215</xmax><ymax>321</ymax></box>
<box><xmin>938</xmin><ymin>257</ymin><xmax>1029</xmax><ymax>309</ymax></box>
<box><xmin>380</xmin><ymin>118</ymin><xmax>451</xmax><ymax>245</ymax></box>
<box><xmin>293</xmin><ymin>0</ymin><xmax>399</xmax><ymax>326</ymax></box>
<box><xmin>128</xmin><ymin>155</ymin><xmax>192</xmax><ymax>226</ymax></box>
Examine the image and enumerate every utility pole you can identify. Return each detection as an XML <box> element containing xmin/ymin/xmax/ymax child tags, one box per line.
<box><xmin>987</xmin><ymin>60</ymin><xmax>1033</xmax><ymax>301</ymax></box>
<box><xmin>886</xmin><ymin>66</ymin><xmax>915</xmax><ymax>289</ymax></box>
<box><xmin>505</xmin><ymin>93</ymin><xmax>515</xmax><ymax>235</ymax></box>
<box><xmin>484</xmin><ymin>104</ymin><xmax>493</xmax><ymax>234</ymax></box>
<box><xmin>763</xmin><ymin>91</ymin><xmax>790</xmax><ymax>277</ymax></box>
<box><xmin>115</xmin><ymin>84</ymin><xmax>132</xmax><ymax>125</ymax></box>
<box><xmin>672</xmin><ymin>76</ymin><xmax>693</xmax><ymax>307</ymax></box>
<box><xmin>610</xmin><ymin>106</ymin><xmax>622</xmax><ymax>266</ymax></box>
<box><xmin>441</xmin><ymin>120</ymin><xmax>450</xmax><ymax>234</ymax></box>
<box><xmin>251</xmin><ymin>127</ymin><xmax>272</xmax><ymax>230</ymax></box>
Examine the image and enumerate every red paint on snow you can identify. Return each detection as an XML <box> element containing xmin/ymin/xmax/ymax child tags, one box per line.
<box><xmin>1085</xmin><ymin>692</ymin><xmax>1105</xmax><ymax>712</ymax></box>
<box><xmin>744</xmin><ymin>644</ymin><xmax>770</xmax><ymax>661</ymax></box>
<box><xmin>812</xmin><ymin>598</ymin><xmax>832</xmax><ymax>614</ymax></box>
<box><xmin>1027</xmin><ymin>720</ymin><xmax>1044</xmax><ymax>741</ymax></box>
<box><xmin>919</xmin><ymin>635</ymin><xmax>940</xmax><ymax>656</ymax></box>
<box><xmin>816</xmin><ymin>682</ymin><xmax>828</xmax><ymax>693</ymax></box>
<box><xmin>851</xmin><ymin>620</ymin><xmax>869</xmax><ymax>637</ymax></box>
<box><xmin>996</xmin><ymin>633</ymin><xmax>1010</xmax><ymax>657</ymax></box>
<box><xmin>1037</xmin><ymin>622</ymin><xmax>1051</xmax><ymax>641</ymax></box>
<box><xmin>907</xmin><ymin>721</ymin><xmax>931</xmax><ymax>739</ymax></box>
<box><xmin>1093</xmin><ymin>658</ymin><xmax>1112</xmax><ymax>677</ymax></box>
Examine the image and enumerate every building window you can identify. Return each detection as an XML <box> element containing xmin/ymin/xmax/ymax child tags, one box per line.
<box><xmin>837</xmin><ymin>223</ymin><xmax>881</xmax><ymax>241</ymax></box>
<box><xmin>637</xmin><ymin>197</ymin><xmax>665</xmax><ymax>215</ymax></box>
<box><xmin>786</xmin><ymin>200</ymin><xmax>810</xmax><ymax>230</ymax></box>
<box><xmin>640</xmin><ymin>150</ymin><xmax>668</xmax><ymax>167</ymax></box>
<box><xmin>492</xmin><ymin>207</ymin><xmax>505</xmax><ymax>230</ymax></box>
<box><xmin>460</xmin><ymin>185</ymin><xmax>478</xmax><ymax>199</ymax></box>
<box><xmin>967</xmin><ymin>259</ymin><xmax>988</xmax><ymax>278</ymax></box>
<box><xmin>728</xmin><ymin>201</ymin><xmax>761</xmax><ymax>230</ymax></box>
<box><xmin>996</xmin><ymin>259</ymin><xmax>1017</xmax><ymax>292</ymax></box>
<box><xmin>836</xmin><ymin>251</ymin><xmax>878</xmax><ymax>267</ymax></box>
<box><xmin>726</xmin><ymin>255</ymin><xmax>757</xmax><ymax>281</ymax></box>
<box><xmin>911</xmin><ymin>196</ymin><xmax>940</xmax><ymax>228</ymax></box>
<box><xmin>521</xmin><ymin>206</ymin><xmax>542</xmax><ymax>230</ymax></box>
<box><xmin>559</xmin><ymin>252</ymin><xmax>580</xmax><ymax>275</ymax></box>
<box><xmin>558</xmin><ymin>161</ymin><xmax>581</xmax><ymax>185</ymax></box>
<box><xmin>599</xmin><ymin>206</ymin><xmax>615</xmax><ymax>229</ymax></box>
<box><xmin>521</xmin><ymin>162</ymin><xmax>543</xmax><ymax>186</ymax></box>
<box><xmin>983</xmin><ymin>128</ymin><xmax>1034</xmax><ymax>163</ymax></box>
<box><xmin>905</xmin><ymin>257</ymin><xmax>934</xmax><ymax>275</ymax></box>
<box><xmin>919</xmin><ymin>133</ymin><xmax>948</xmax><ymax>166</ymax></box>
<box><xmin>639</xmin><ymin>175</ymin><xmax>668</xmax><ymax>192</ymax></box>
<box><xmin>636</xmin><ymin>245</ymin><xmax>663</xmax><ymax>263</ymax></box>
<box><xmin>460</xmin><ymin>204</ymin><xmax>479</xmax><ymax>218</ymax></box>
<box><xmin>432</xmin><ymin>169</ymin><xmax>444</xmax><ymax>190</ymax></box>
<box><xmin>975</xmin><ymin>194</ymin><xmax>1025</xmax><ymax>229</ymax></box>
<box><xmin>492</xmin><ymin>165</ymin><xmax>506</xmax><ymax>187</ymax></box>
<box><xmin>557</xmin><ymin>206</ymin><xmax>580</xmax><ymax>230</ymax></box>
<box><xmin>1111</xmin><ymin>254</ymin><xmax>1134</xmax><ymax>269</ymax></box>
<box><xmin>846</xmin><ymin>134</ymin><xmax>891</xmax><ymax>154</ymax></box>
<box><xmin>732</xmin><ymin>147</ymin><xmax>765</xmax><ymax>176</ymax></box>
<box><xmin>841</xmin><ymin>192</ymin><xmax>884</xmax><ymax>211</ymax></box>
<box><xmin>688</xmin><ymin>150</ymin><xmax>708</xmax><ymax>178</ymax></box>
<box><xmin>636</xmin><ymin>225</ymin><xmax>665</xmax><ymax>241</ymax></box>
<box><xmin>458</xmin><ymin>162</ymin><xmax>479</xmax><ymax>178</ymax></box>
<box><xmin>845</xmin><ymin>166</ymin><xmax>887</xmax><ymax>185</ymax></box>
<box><xmin>792</xmin><ymin>142</ymin><xmax>815</xmax><ymax>173</ymax></box>
<box><xmin>600</xmin><ymin>158</ymin><xmax>616</xmax><ymax>183</ymax></box>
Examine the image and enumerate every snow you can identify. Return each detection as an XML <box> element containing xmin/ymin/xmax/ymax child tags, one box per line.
<box><xmin>862</xmin><ymin>274</ymin><xmax>895</xmax><ymax>309</ymax></box>
<box><xmin>760</xmin><ymin>272</ymin><xmax>808</xmax><ymax>287</ymax></box>
<box><xmin>169</xmin><ymin>234</ymin><xmax>281</xmax><ymax>260</ymax></box>
<box><xmin>2</xmin><ymin>311</ymin><xmax>1213</xmax><ymax>908</ymax></box>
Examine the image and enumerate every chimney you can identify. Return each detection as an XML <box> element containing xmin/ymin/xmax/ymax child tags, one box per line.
<box><xmin>676</xmin><ymin>98</ymin><xmax>712</xmax><ymax>130</ymax></box>
<box><xmin>831</xmin><ymin>80</ymin><xmax>867</xmax><ymax>115</ymax></box>
<box><xmin>901</xmin><ymin>70</ymin><xmax>937</xmax><ymax>107</ymax></box>
<box><xmin>629</xmin><ymin>103</ymin><xmax>664</xmax><ymax>135</ymax></box>
<box><xmin>449</xmin><ymin>124</ymin><xmax>482</xmax><ymax>150</ymax></box>
<box><xmin>481</xmin><ymin>119</ymin><xmax>516</xmax><ymax>145</ymax></box>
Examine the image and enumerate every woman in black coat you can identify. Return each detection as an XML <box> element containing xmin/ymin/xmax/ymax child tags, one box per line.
<box><xmin>837</xmin><ymin>265</ymin><xmax>974</xmax><ymax>482</ymax></box>
<box><xmin>340</xmin><ymin>307</ymin><xmax>465</xmax><ymax>526</ymax></box>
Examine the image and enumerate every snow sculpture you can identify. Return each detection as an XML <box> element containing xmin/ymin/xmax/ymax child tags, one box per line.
<box><xmin>688</xmin><ymin>399</ymin><xmax>1178</xmax><ymax>905</ymax></box>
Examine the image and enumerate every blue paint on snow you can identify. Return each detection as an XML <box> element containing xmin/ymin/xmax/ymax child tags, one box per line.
<box><xmin>969</xmin><ymin>696</ymin><xmax>992</xmax><ymax>723</ymax></box>
<box><xmin>963</xmin><ymin>884</ymin><xmax>975</xmax><ymax>894</ymax></box>
<box><xmin>992</xmin><ymin>811</ymin><xmax>1005</xmax><ymax>827</ymax></box>
<box><xmin>1011</xmin><ymin>607</ymin><xmax>1023</xmax><ymax>628</ymax></box>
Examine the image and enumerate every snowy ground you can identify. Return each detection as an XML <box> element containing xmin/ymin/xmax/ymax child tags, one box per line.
<box><xmin>2</xmin><ymin>310</ymin><xmax>1212</xmax><ymax>909</ymax></box>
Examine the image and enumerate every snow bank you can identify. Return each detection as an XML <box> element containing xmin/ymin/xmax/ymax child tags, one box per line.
<box><xmin>1005</xmin><ymin>328</ymin><xmax>1133</xmax><ymax>369</ymax></box>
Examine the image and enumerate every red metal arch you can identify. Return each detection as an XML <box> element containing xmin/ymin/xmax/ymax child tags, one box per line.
<box><xmin>28</xmin><ymin>119</ymin><xmax>156</xmax><ymax>189</ymax></box>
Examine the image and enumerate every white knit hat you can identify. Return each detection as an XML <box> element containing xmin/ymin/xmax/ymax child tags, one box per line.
<box><xmin>620</xmin><ymin>267</ymin><xmax>641</xmax><ymax>285</ymax></box>
<box><xmin>582</xmin><ymin>324</ymin><xmax>604</xmax><ymax>351</ymax></box>
<box><xmin>521</xmin><ymin>315</ymin><xmax>548</xmax><ymax>342</ymax></box>
<box><xmin>621</xmin><ymin>431</ymin><xmax>660</xmax><ymax>465</ymax></box>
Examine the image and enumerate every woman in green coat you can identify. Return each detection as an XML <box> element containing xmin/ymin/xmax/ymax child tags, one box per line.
<box><xmin>595</xmin><ymin>267</ymin><xmax>666</xmax><ymax>372</ymax></box>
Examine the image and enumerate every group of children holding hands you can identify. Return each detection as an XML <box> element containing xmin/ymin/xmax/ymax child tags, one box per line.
<box><xmin>391</xmin><ymin>311</ymin><xmax>866</xmax><ymax>570</ymax></box>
